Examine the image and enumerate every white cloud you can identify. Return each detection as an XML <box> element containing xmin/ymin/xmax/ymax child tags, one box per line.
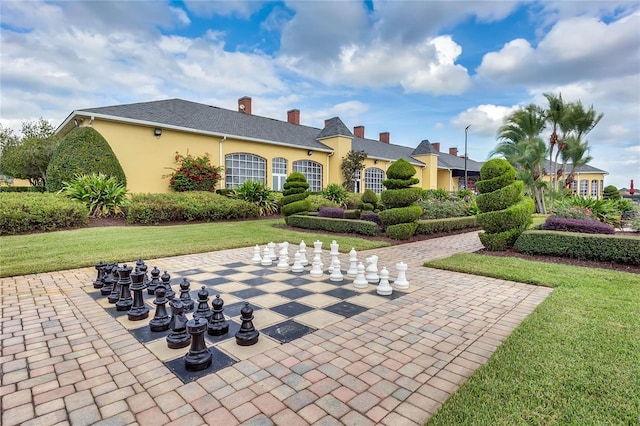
<box><xmin>183</xmin><ymin>0</ymin><xmax>265</xmax><ymax>19</ymax></box>
<box><xmin>451</xmin><ymin>104</ymin><xmax>519</xmax><ymax>138</ymax></box>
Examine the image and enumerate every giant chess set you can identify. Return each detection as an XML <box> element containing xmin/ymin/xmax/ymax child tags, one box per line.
<box><xmin>85</xmin><ymin>240</ymin><xmax>414</xmax><ymax>383</ymax></box>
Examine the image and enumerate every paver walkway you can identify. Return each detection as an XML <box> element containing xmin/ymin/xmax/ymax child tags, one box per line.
<box><xmin>1</xmin><ymin>232</ymin><xmax>552</xmax><ymax>425</ymax></box>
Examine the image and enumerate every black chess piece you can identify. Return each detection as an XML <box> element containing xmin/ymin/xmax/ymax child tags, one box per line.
<box><xmin>166</xmin><ymin>299</ymin><xmax>191</xmax><ymax>349</ymax></box>
<box><xmin>101</xmin><ymin>263</ymin><xmax>116</xmax><ymax>296</ymax></box>
<box><xmin>128</xmin><ymin>269</ymin><xmax>150</xmax><ymax>321</ymax></box>
<box><xmin>107</xmin><ymin>265</ymin><xmax>122</xmax><ymax>303</ymax></box>
<box><xmin>207</xmin><ymin>294</ymin><xmax>229</xmax><ymax>336</ymax></box>
<box><xmin>137</xmin><ymin>260</ymin><xmax>150</xmax><ymax>288</ymax></box>
<box><xmin>115</xmin><ymin>264</ymin><xmax>133</xmax><ymax>311</ymax></box>
<box><xmin>147</xmin><ymin>266</ymin><xmax>160</xmax><ymax>295</ymax></box>
<box><xmin>235</xmin><ymin>302</ymin><xmax>259</xmax><ymax>346</ymax></box>
<box><xmin>160</xmin><ymin>271</ymin><xmax>176</xmax><ymax>300</ymax></box>
<box><xmin>184</xmin><ymin>317</ymin><xmax>212</xmax><ymax>371</ymax></box>
<box><xmin>194</xmin><ymin>286</ymin><xmax>213</xmax><ymax>322</ymax></box>
<box><xmin>179</xmin><ymin>278</ymin><xmax>194</xmax><ymax>312</ymax></box>
<box><xmin>93</xmin><ymin>261</ymin><xmax>107</xmax><ymax>288</ymax></box>
<box><xmin>149</xmin><ymin>285</ymin><xmax>171</xmax><ymax>332</ymax></box>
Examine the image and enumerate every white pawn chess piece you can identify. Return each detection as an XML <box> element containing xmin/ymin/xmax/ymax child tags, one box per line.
<box><xmin>328</xmin><ymin>251</ymin><xmax>339</xmax><ymax>273</ymax></box>
<box><xmin>310</xmin><ymin>254</ymin><xmax>323</xmax><ymax>278</ymax></box>
<box><xmin>268</xmin><ymin>242</ymin><xmax>277</xmax><ymax>260</ymax></box>
<box><xmin>299</xmin><ymin>241</ymin><xmax>308</xmax><ymax>266</ymax></box>
<box><xmin>346</xmin><ymin>248</ymin><xmax>358</xmax><ymax>277</ymax></box>
<box><xmin>252</xmin><ymin>245</ymin><xmax>262</xmax><ymax>264</ymax></box>
<box><xmin>394</xmin><ymin>262</ymin><xmax>409</xmax><ymax>289</ymax></box>
<box><xmin>365</xmin><ymin>255</ymin><xmax>379</xmax><ymax>284</ymax></box>
<box><xmin>291</xmin><ymin>251</ymin><xmax>304</xmax><ymax>273</ymax></box>
<box><xmin>276</xmin><ymin>250</ymin><xmax>289</xmax><ymax>270</ymax></box>
<box><xmin>313</xmin><ymin>240</ymin><xmax>323</xmax><ymax>256</ymax></box>
<box><xmin>329</xmin><ymin>257</ymin><xmax>343</xmax><ymax>282</ymax></box>
<box><xmin>353</xmin><ymin>262</ymin><xmax>368</xmax><ymax>289</ymax></box>
<box><xmin>261</xmin><ymin>246</ymin><xmax>272</xmax><ymax>266</ymax></box>
<box><xmin>376</xmin><ymin>267</ymin><xmax>393</xmax><ymax>296</ymax></box>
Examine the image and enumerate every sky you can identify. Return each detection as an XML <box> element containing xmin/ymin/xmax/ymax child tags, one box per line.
<box><xmin>1</xmin><ymin>0</ymin><xmax>639</xmax><ymax>189</ymax></box>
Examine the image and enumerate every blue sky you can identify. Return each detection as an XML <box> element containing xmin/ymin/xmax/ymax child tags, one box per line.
<box><xmin>1</xmin><ymin>0</ymin><xmax>638</xmax><ymax>189</ymax></box>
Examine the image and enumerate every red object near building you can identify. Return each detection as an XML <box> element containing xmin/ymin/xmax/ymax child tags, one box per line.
<box><xmin>630</xmin><ymin>179</ymin><xmax>635</xmax><ymax>195</ymax></box>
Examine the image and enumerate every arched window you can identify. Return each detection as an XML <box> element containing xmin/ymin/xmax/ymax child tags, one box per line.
<box><xmin>292</xmin><ymin>160</ymin><xmax>322</xmax><ymax>192</ymax></box>
<box><xmin>272</xmin><ymin>158</ymin><xmax>288</xmax><ymax>191</ymax></box>
<box><xmin>225</xmin><ymin>153</ymin><xmax>266</xmax><ymax>189</ymax></box>
<box><xmin>365</xmin><ymin>167</ymin><xmax>385</xmax><ymax>194</ymax></box>
<box><xmin>580</xmin><ymin>179</ymin><xmax>589</xmax><ymax>196</ymax></box>
<box><xmin>591</xmin><ymin>180</ymin><xmax>598</xmax><ymax>198</ymax></box>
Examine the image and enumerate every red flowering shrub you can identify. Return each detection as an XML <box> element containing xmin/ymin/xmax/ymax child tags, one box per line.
<box><xmin>165</xmin><ymin>152</ymin><xmax>222</xmax><ymax>192</ymax></box>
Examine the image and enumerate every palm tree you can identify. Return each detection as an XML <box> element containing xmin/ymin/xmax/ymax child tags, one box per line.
<box><xmin>544</xmin><ymin>93</ymin><xmax>566</xmax><ymax>189</ymax></box>
<box><xmin>561</xmin><ymin>136</ymin><xmax>594</xmax><ymax>191</ymax></box>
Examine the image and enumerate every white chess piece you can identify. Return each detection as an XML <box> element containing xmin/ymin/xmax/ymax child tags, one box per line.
<box><xmin>365</xmin><ymin>255</ymin><xmax>379</xmax><ymax>284</ymax></box>
<box><xmin>252</xmin><ymin>245</ymin><xmax>262</xmax><ymax>264</ymax></box>
<box><xmin>353</xmin><ymin>262</ymin><xmax>368</xmax><ymax>288</ymax></box>
<box><xmin>291</xmin><ymin>251</ymin><xmax>304</xmax><ymax>273</ymax></box>
<box><xmin>346</xmin><ymin>248</ymin><xmax>358</xmax><ymax>277</ymax></box>
<box><xmin>330</xmin><ymin>240</ymin><xmax>339</xmax><ymax>255</ymax></box>
<box><xmin>329</xmin><ymin>257</ymin><xmax>343</xmax><ymax>282</ymax></box>
<box><xmin>376</xmin><ymin>267</ymin><xmax>393</xmax><ymax>296</ymax></box>
<box><xmin>261</xmin><ymin>246</ymin><xmax>272</xmax><ymax>266</ymax></box>
<box><xmin>276</xmin><ymin>250</ymin><xmax>289</xmax><ymax>270</ymax></box>
<box><xmin>268</xmin><ymin>242</ymin><xmax>277</xmax><ymax>260</ymax></box>
<box><xmin>279</xmin><ymin>245</ymin><xmax>289</xmax><ymax>263</ymax></box>
<box><xmin>299</xmin><ymin>241</ymin><xmax>308</xmax><ymax>266</ymax></box>
<box><xmin>394</xmin><ymin>262</ymin><xmax>409</xmax><ymax>289</ymax></box>
<box><xmin>313</xmin><ymin>240</ymin><xmax>323</xmax><ymax>256</ymax></box>
<box><xmin>310</xmin><ymin>254</ymin><xmax>323</xmax><ymax>278</ymax></box>
<box><xmin>328</xmin><ymin>251</ymin><xmax>339</xmax><ymax>273</ymax></box>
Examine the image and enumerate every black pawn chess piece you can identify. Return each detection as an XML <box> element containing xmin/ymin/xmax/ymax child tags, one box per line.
<box><xmin>184</xmin><ymin>317</ymin><xmax>212</xmax><ymax>371</ymax></box>
<box><xmin>107</xmin><ymin>265</ymin><xmax>122</xmax><ymax>304</ymax></box>
<box><xmin>167</xmin><ymin>299</ymin><xmax>191</xmax><ymax>349</ymax></box>
<box><xmin>161</xmin><ymin>271</ymin><xmax>176</xmax><ymax>300</ymax></box>
<box><xmin>179</xmin><ymin>278</ymin><xmax>194</xmax><ymax>312</ymax></box>
<box><xmin>101</xmin><ymin>263</ymin><xmax>116</xmax><ymax>296</ymax></box>
<box><xmin>93</xmin><ymin>261</ymin><xmax>107</xmax><ymax>288</ymax></box>
<box><xmin>194</xmin><ymin>286</ymin><xmax>213</xmax><ymax>322</ymax></box>
<box><xmin>207</xmin><ymin>294</ymin><xmax>229</xmax><ymax>336</ymax></box>
<box><xmin>128</xmin><ymin>269</ymin><xmax>150</xmax><ymax>321</ymax></box>
<box><xmin>115</xmin><ymin>264</ymin><xmax>134</xmax><ymax>311</ymax></box>
<box><xmin>149</xmin><ymin>285</ymin><xmax>171</xmax><ymax>332</ymax></box>
<box><xmin>235</xmin><ymin>302</ymin><xmax>259</xmax><ymax>346</ymax></box>
<box><xmin>147</xmin><ymin>266</ymin><xmax>160</xmax><ymax>295</ymax></box>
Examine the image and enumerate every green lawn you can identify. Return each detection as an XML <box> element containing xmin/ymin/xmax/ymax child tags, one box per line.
<box><xmin>0</xmin><ymin>219</ymin><xmax>388</xmax><ymax>277</ymax></box>
<box><xmin>424</xmin><ymin>254</ymin><xmax>640</xmax><ymax>425</ymax></box>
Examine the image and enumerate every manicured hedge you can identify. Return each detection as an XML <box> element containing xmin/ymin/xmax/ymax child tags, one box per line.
<box><xmin>377</xmin><ymin>204</ymin><xmax>423</xmax><ymax>226</ymax></box>
<box><xmin>281</xmin><ymin>192</ymin><xmax>309</xmax><ymax>205</ymax></box>
<box><xmin>281</xmin><ymin>199</ymin><xmax>311</xmax><ymax>219</ymax></box>
<box><xmin>380</xmin><ymin>178</ymin><xmax>420</xmax><ymax>190</ymax></box>
<box><xmin>415</xmin><ymin>216</ymin><xmax>478</xmax><ymax>235</ymax></box>
<box><xmin>385</xmin><ymin>222</ymin><xmax>419</xmax><ymax>240</ymax></box>
<box><xmin>343</xmin><ymin>209</ymin><xmax>361</xmax><ymax>219</ymax></box>
<box><xmin>474</xmin><ymin>168</ymin><xmax>517</xmax><ymax>194</ymax></box>
<box><xmin>479</xmin><ymin>227</ymin><xmax>525</xmax><ymax>251</ymax></box>
<box><xmin>318</xmin><ymin>207</ymin><xmax>345</xmax><ymax>219</ymax></box>
<box><xmin>286</xmin><ymin>214</ymin><xmax>379</xmax><ymax>236</ymax></box>
<box><xmin>0</xmin><ymin>193</ymin><xmax>88</xmax><ymax>235</ymax></box>
<box><xmin>360</xmin><ymin>211</ymin><xmax>382</xmax><ymax>227</ymax></box>
<box><xmin>542</xmin><ymin>217</ymin><xmax>615</xmax><ymax>234</ymax></box>
<box><xmin>126</xmin><ymin>192</ymin><xmax>259</xmax><ymax>224</ymax></box>
<box><xmin>386</xmin><ymin>158</ymin><xmax>417</xmax><ymax>180</ymax></box>
<box><xmin>515</xmin><ymin>230</ymin><xmax>640</xmax><ymax>265</ymax></box>
<box><xmin>380</xmin><ymin>187</ymin><xmax>423</xmax><ymax>208</ymax></box>
<box><xmin>477</xmin><ymin>198</ymin><xmax>535</xmax><ymax>234</ymax></box>
<box><xmin>476</xmin><ymin>181</ymin><xmax>524</xmax><ymax>212</ymax></box>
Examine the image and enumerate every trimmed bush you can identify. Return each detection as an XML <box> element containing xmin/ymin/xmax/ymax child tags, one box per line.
<box><xmin>307</xmin><ymin>194</ymin><xmax>339</xmax><ymax>212</ymax></box>
<box><xmin>602</xmin><ymin>185</ymin><xmax>621</xmax><ymax>200</ymax></box>
<box><xmin>361</xmin><ymin>189</ymin><xmax>378</xmax><ymax>209</ymax></box>
<box><xmin>386</xmin><ymin>158</ymin><xmax>417</xmax><ymax>180</ymax></box>
<box><xmin>477</xmin><ymin>198</ymin><xmax>535</xmax><ymax>234</ymax></box>
<box><xmin>385</xmin><ymin>222</ymin><xmax>419</xmax><ymax>240</ymax></box>
<box><xmin>479</xmin><ymin>227</ymin><xmax>525</xmax><ymax>251</ymax></box>
<box><xmin>343</xmin><ymin>209</ymin><xmax>361</xmax><ymax>219</ymax></box>
<box><xmin>318</xmin><ymin>207</ymin><xmax>345</xmax><ymax>219</ymax></box>
<box><xmin>378</xmin><ymin>204</ymin><xmax>422</xmax><ymax>226</ymax></box>
<box><xmin>46</xmin><ymin>127</ymin><xmax>126</xmax><ymax>192</ymax></box>
<box><xmin>418</xmin><ymin>199</ymin><xmax>469</xmax><ymax>219</ymax></box>
<box><xmin>0</xmin><ymin>193</ymin><xmax>88</xmax><ymax>235</ymax></box>
<box><xmin>286</xmin><ymin>214</ymin><xmax>379</xmax><ymax>236</ymax></box>
<box><xmin>281</xmin><ymin>199</ymin><xmax>311</xmax><ymax>218</ymax></box>
<box><xmin>381</xmin><ymin>187</ymin><xmax>423</xmax><ymax>209</ymax></box>
<box><xmin>359</xmin><ymin>202</ymin><xmax>374</xmax><ymax>211</ymax></box>
<box><xmin>515</xmin><ymin>230</ymin><xmax>640</xmax><ymax>265</ymax></box>
<box><xmin>474</xmin><ymin>168</ymin><xmax>517</xmax><ymax>194</ymax></box>
<box><xmin>281</xmin><ymin>192</ymin><xmax>309</xmax><ymax>206</ymax></box>
<box><xmin>541</xmin><ymin>217</ymin><xmax>615</xmax><ymax>234</ymax></box>
<box><xmin>415</xmin><ymin>216</ymin><xmax>478</xmax><ymax>235</ymax></box>
<box><xmin>360</xmin><ymin>211</ymin><xmax>382</xmax><ymax>228</ymax></box>
<box><xmin>479</xmin><ymin>158</ymin><xmax>514</xmax><ymax>180</ymax></box>
<box><xmin>476</xmin><ymin>180</ymin><xmax>524</xmax><ymax>212</ymax></box>
<box><xmin>381</xmin><ymin>178</ymin><xmax>420</xmax><ymax>190</ymax></box>
<box><xmin>281</xmin><ymin>172</ymin><xmax>310</xmax><ymax>218</ymax></box>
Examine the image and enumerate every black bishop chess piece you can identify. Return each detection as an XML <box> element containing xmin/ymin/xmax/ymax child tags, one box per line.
<box><xmin>107</xmin><ymin>264</ymin><xmax>121</xmax><ymax>303</ymax></box>
<box><xmin>193</xmin><ymin>286</ymin><xmax>213</xmax><ymax>322</ymax></box>
<box><xmin>136</xmin><ymin>260</ymin><xmax>150</xmax><ymax>288</ymax></box>
<box><xmin>115</xmin><ymin>264</ymin><xmax>134</xmax><ymax>311</ymax></box>
<box><xmin>184</xmin><ymin>317</ymin><xmax>212</xmax><ymax>371</ymax></box>
<box><xmin>179</xmin><ymin>278</ymin><xmax>194</xmax><ymax>312</ymax></box>
<box><xmin>149</xmin><ymin>285</ymin><xmax>171</xmax><ymax>332</ymax></box>
<box><xmin>128</xmin><ymin>269</ymin><xmax>150</xmax><ymax>321</ymax></box>
<box><xmin>235</xmin><ymin>302</ymin><xmax>259</xmax><ymax>346</ymax></box>
<box><xmin>93</xmin><ymin>261</ymin><xmax>108</xmax><ymax>289</ymax></box>
<box><xmin>160</xmin><ymin>271</ymin><xmax>176</xmax><ymax>300</ymax></box>
<box><xmin>207</xmin><ymin>294</ymin><xmax>229</xmax><ymax>336</ymax></box>
<box><xmin>101</xmin><ymin>263</ymin><xmax>116</xmax><ymax>296</ymax></box>
<box><xmin>147</xmin><ymin>266</ymin><xmax>160</xmax><ymax>295</ymax></box>
<box><xmin>166</xmin><ymin>299</ymin><xmax>191</xmax><ymax>349</ymax></box>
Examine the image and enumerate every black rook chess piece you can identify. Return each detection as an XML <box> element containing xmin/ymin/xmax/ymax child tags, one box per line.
<box><xmin>93</xmin><ymin>261</ymin><xmax>107</xmax><ymax>288</ymax></box>
<box><xmin>194</xmin><ymin>286</ymin><xmax>213</xmax><ymax>322</ymax></box>
<box><xmin>149</xmin><ymin>285</ymin><xmax>171</xmax><ymax>332</ymax></box>
<box><xmin>115</xmin><ymin>265</ymin><xmax>133</xmax><ymax>311</ymax></box>
<box><xmin>179</xmin><ymin>278</ymin><xmax>194</xmax><ymax>312</ymax></box>
<box><xmin>147</xmin><ymin>266</ymin><xmax>160</xmax><ymax>295</ymax></box>
<box><xmin>166</xmin><ymin>299</ymin><xmax>191</xmax><ymax>349</ymax></box>
<box><xmin>184</xmin><ymin>317</ymin><xmax>212</xmax><ymax>371</ymax></box>
<box><xmin>101</xmin><ymin>263</ymin><xmax>116</xmax><ymax>296</ymax></box>
<box><xmin>160</xmin><ymin>271</ymin><xmax>176</xmax><ymax>300</ymax></box>
<box><xmin>128</xmin><ymin>269</ymin><xmax>150</xmax><ymax>321</ymax></box>
<box><xmin>235</xmin><ymin>302</ymin><xmax>259</xmax><ymax>346</ymax></box>
<box><xmin>107</xmin><ymin>264</ymin><xmax>121</xmax><ymax>303</ymax></box>
<box><xmin>207</xmin><ymin>294</ymin><xmax>229</xmax><ymax>336</ymax></box>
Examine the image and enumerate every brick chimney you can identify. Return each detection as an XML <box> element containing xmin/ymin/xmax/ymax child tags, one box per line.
<box><xmin>431</xmin><ymin>142</ymin><xmax>440</xmax><ymax>152</ymax></box>
<box><xmin>379</xmin><ymin>132</ymin><xmax>390</xmax><ymax>143</ymax></box>
<box><xmin>354</xmin><ymin>126</ymin><xmax>364</xmax><ymax>138</ymax></box>
<box><xmin>238</xmin><ymin>96</ymin><xmax>252</xmax><ymax>114</ymax></box>
<box><xmin>449</xmin><ymin>147</ymin><xmax>458</xmax><ymax>156</ymax></box>
<box><xmin>287</xmin><ymin>109</ymin><xmax>300</xmax><ymax>125</ymax></box>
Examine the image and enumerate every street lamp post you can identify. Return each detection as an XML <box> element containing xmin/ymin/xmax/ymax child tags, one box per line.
<box><xmin>464</xmin><ymin>124</ymin><xmax>471</xmax><ymax>189</ymax></box>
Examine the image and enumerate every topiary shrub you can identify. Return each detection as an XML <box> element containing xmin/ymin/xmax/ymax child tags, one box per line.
<box><xmin>386</xmin><ymin>158</ymin><xmax>417</xmax><ymax>180</ymax></box>
<box><xmin>46</xmin><ymin>127</ymin><xmax>126</xmax><ymax>192</ymax></box>
<box><xmin>377</xmin><ymin>204</ymin><xmax>422</xmax><ymax>226</ymax></box>
<box><xmin>380</xmin><ymin>187</ymin><xmax>423</xmax><ymax>208</ymax></box>
<box><xmin>385</xmin><ymin>222</ymin><xmax>419</xmax><ymax>240</ymax></box>
<box><xmin>379</xmin><ymin>159</ymin><xmax>420</xmax><ymax>240</ymax></box>
<box><xmin>281</xmin><ymin>172</ymin><xmax>310</xmax><ymax>222</ymax></box>
<box><xmin>307</xmin><ymin>194</ymin><xmax>339</xmax><ymax>212</ymax></box>
<box><xmin>361</xmin><ymin>189</ymin><xmax>378</xmax><ymax>210</ymax></box>
<box><xmin>602</xmin><ymin>185</ymin><xmax>621</xmax><ymax>201</ymax></box>
<box><xmin>476</xmin><ymin>158</ymin><xmax>534</xmax><ymax>251</ymax></box>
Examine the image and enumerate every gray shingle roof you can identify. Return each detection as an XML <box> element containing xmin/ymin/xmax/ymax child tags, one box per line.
<box><xmin>316</xmin><ymin>117</ymin><xmax>353</xmax><ymax>139</ymax></box>
<box><xmin>352</xmin><ymin>137</ymin><xmax>424</xmax><ymax>166</ymax></box>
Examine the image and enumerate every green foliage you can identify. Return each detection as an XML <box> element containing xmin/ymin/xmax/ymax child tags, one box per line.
<box><xmin>322</xmin><ymin>183</ymin><xmax>350</xmax><ymax>207</ymax></box>
<box><xmin>415</xmin><ymin>216</ymin><xmax>478</xmax><ymax>235</ymax></box>
<box><xmin>340</xmin><ymin>150</ymin><xmax>367</xmax><ymax>192</ymax></box>
<box><xmin>359</xmin><ymin>202</ymin><xmax>374</xmax><ymax>211</ymax></box>
<box><xmin>515</xmin><ymin>230</ymin><xmax>640</xmax><ymax>264</ymax></box>
<box><xmin>480</xmin><ymin>158</ymin><xmax>514</xmax><ymax>181</ymax></box>
<box><xmin>282</xmin><ymin>181</ymin><xmax>310</xmax><ymax>195</ymax></box>
<box><xmin>418</xmin><ymin>199</ymin><xmax>470</xmax><ymax>219</ymax></box>
<box><xmin>281</xmin><ymin>172</ymin><xmax>310</xmax><ymax>216</ymax></box>
<box><xmin>125</xmin><ymin>192</ymin><xmax>259</xmax><ymax>224</ymax></box>
<box><xmin>46</xmin><ymin>127</ymin><xmax>126</xmax><ymax>193</ymax></box>
<box><xmin>542</xmin><ymin>217</ymin><xmax>615</xmax><ymax>234</ymax></box>
<box><xmin>306</xmin><ymin>194</ymin><xmax>339</xmax><ymax>212</ymax></box>
<box><xmin>166</xmin><ymin>152</ymin><xmax>222</xmax><ymax>192</ymax></box>
<box><xmin>476</xmin><ymin>181</ymin><xmax>524</xmax><ymax>212</ymax></box>
<box><xmin>382</xmin><ymin>177</ymin><xmax>420</xmax><ymax>189</ymax></box>
<box><xmin>456</xmin><ymin>188</ymin><xmax>475</xmax><ymax>201</ymax></box>
<box><xmin>233</xmin><ymin>180</ymin><xmax>279</xmax><ymax>216</ymax></box>
<box><xmin>386</xmin><ymin>158</ymin><xmax>416</xmax><ymax>180</ymax></box>
<box><xmin>344</xmin><ymin>192</ymin><xmax>362</xmax><ymax>209</ymax></box>
<box><xmin>385</xmin><ymin>222</ymin><xmax>419</xmax><ymax>240</ymax></box>
<box><xmin>629</xmin><ymin>212</ymin><xmax>640</xmax><ymax>232</ymax></box>
<box><xmin>0</xmin><ymin>193</ymin><xmax>88</xmax><ymax>235</ymax></box>
<box><xmin>477</xmin><ymin>198</ymin><xmax>534</xmax><ymax>234</ymax></box>
<box><xmin>60</xmin><ymin>173</ymin><xmax>129</xmax><ymax>217</ymax></box>
<box><xmin>286</xmin><ymin>214</ymin><xmax>379</xmax><ymax>236</ymax></box>
<box><xmin>423</xmin><ymin>188</ymin><xmax>451</xmax><ymax>201</ymax></box>
<box><xmin>360</xmin><ymin>189</ymin><xmax>378</xmax><ymax>208</ymax></box>
<box><xmin>0</xmin><ymin>186</ymin><xmax>44</xmax><ymax>193</ymax></box>
<box><xmin>284</xmin><ymin>171</ymin><xmax>307</xmax><ymax>182</ymax></box>
<box><xmin>553</xmin><ymin>195</ymin><xmax>621</xmax><ymax>225</ymax></box>
<box><xmin>552</xmin><ymin>204</ymin><xmax>596</xmax><ymax>221</ymax></box>
<box><xmin>378</xmin><ymin>204</ymin><xmax>423</xmax><ymax>226</ymax></box>
<box><xmin>602</xmin><ymin>185</ymin><xmax>621</xmax><ymax>200</ymax></box>
<box><xmin>343</xmin><ymin>209</ymin><xmax>361</xmax><ymax>219</ymax></box>
<box><xmin>380</xmin><ymin>187</ymin><xmax>423</xmax><ymax>208</ymax></box>
<box><xmin>479</xmin><ymin>227</ymin><xmax>525</xmax><ymax>251</ymax></box>
<box><xmin>281</xmin><ymin>199</ymin><xmax>311</xmax><ymax>218</ymax></box>
<box><xmin>475</xmin><ymin>168</ymin><xmax>517</xmax><ymax>194</ymax></box>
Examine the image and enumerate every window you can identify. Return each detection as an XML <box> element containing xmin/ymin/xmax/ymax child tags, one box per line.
<box><xmin>225</xmin><ymin>153</ymin><xmax>266</xmax><ymax>189</ymax></box>
<box><xmin>571</xmin><ymin>180</ymin><xmax>577</xmax><ymax>194</ymax></box>
<box><xmin>580</xmin><ymin>179</ymin><xmax>588</xmax><ymax>196</ymax></box>
<box><xmin>591</xmin><ymin>180</ymin><xmax>598</xmax><ymax>198</ymax></box>
<box><xmin>365</xmin><ymin>167</ymin><xmax>385</xmax><ymax>194</ymax></box>
<box><xmin>600</xmin><ymin>180</ymin><xmax>604</xmax><ymax>198</ymax></box>
<box><xmin>353</xmin><ymin>169</ymin><xmax>361</xmax><ymax>193</ymax></box>
<box><xmin>272</xmin><ymin>157</ymin><xmax>287</xmax><ymax>191</ymax></box>
<box><xmin>292</xmin><ymin>160</ymin><xmax>322</xmax><ymax>192</ymax></box>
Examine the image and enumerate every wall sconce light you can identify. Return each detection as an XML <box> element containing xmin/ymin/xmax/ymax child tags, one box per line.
<box><xmin>307</xmin><ymin>150</ymin><xmax>313</xmax><ymax>156</ymax></box>
<box><xmin>154</xmin><ymin>128</ymin><xmax>162</xmax><ymax>137</ymax></box>
<box><xmin>374</xmin><ymin>159</ymin><xmax>378</xmax><ymax>164</ymax></box>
